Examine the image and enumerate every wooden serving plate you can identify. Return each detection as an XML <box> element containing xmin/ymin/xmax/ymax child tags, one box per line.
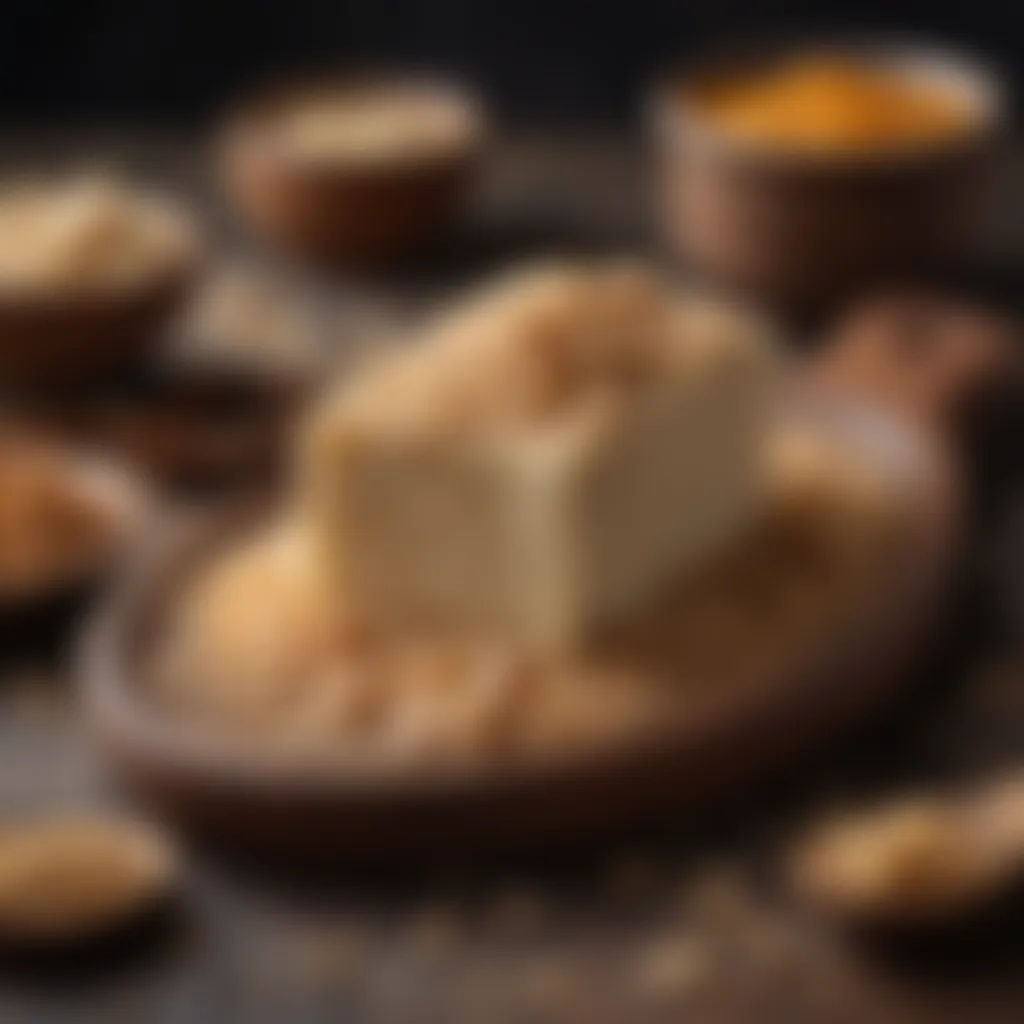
<box><xmin>79</xmin><ymin>297</ymin><xmax>1012</xmax><ymax>863</ymax></box>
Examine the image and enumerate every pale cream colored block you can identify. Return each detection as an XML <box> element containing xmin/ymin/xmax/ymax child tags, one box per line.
<box><xmin>302</xmin><ymin>266</ymin><xmax>777</xmax><ymax>654</ymax></box>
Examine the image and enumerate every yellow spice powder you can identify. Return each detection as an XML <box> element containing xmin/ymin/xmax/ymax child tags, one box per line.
<box><xmin>689</xmin><ymin>55</ymin><xmax>972</xmax><ymax>153</ymax></box>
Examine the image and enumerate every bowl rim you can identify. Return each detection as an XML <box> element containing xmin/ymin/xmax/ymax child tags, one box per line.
<box><xmin>649</xmin><ymin>34</ymin><xmax>1006</xmax><ymax>172</ymax></box>
<box><xmin>218</xmin><ymin>67</ymin><xmax>488</xmax><ymax>177</ymax></box>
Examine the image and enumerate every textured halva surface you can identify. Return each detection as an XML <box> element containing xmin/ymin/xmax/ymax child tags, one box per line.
<box><xmin>301</xmin><ymin>265</ymin><xmax>777</xmax><ymax>654</ymax></box>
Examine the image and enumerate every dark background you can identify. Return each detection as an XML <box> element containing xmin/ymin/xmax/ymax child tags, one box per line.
<box><xmin>1</xmin><ymin>0</ymin><xmax>1019</xmax><ymax>127</ymax></box>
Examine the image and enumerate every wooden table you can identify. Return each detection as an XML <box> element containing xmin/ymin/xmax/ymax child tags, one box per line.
<box><xmin>0</xmin><ymin>133</ymin><xmax>1021</xmax><ymax>1024</ymax></box>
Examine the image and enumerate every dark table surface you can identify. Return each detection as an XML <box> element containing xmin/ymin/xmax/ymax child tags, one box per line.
<box><xmin>0</xmin><ymin>133</ymin><xmax>1022</xmax><ymax>1024</ymax></box>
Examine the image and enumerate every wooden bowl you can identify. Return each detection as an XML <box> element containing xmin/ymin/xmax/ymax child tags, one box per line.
<box><xmin>0</xmin><ymin>441</ymin><xmax>151</xmax><ymax>640</ymax></box>
<box><xmin>15</xmin><ymin>365</ymin><xmax>301</xmax><ymax>495</ymax></box>
<box><xmin>651</xmin><ymin>41</ymin><xmax>1004</xmax><ymax>320</ymax></box>
<box><xmin>0</xmin><ymin>222</ymin><xmax>201</xmax><ymax>392</ymax></box>
<box><xmin>80</xmin><ymin>398</ymin><xmax>954</xmax><ymax>865</ymax></box>
<box><xmin>219</xmin><ymin>74</ymin><xmax>485</xmax><ymax>271</ymax></box>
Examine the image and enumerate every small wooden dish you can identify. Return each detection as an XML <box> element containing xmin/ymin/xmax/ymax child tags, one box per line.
<box><xmin>10</xmin><ymin>363</ymin><xmax>300</xmax><ymax>495</ymax></box>
<box><xmin>0</xmin><ymin>220</ymin><xmax>202</xmax><ymax>391</ymax></box>
<box><xmin>219</xmin><ymin>73</ymin><xmax>485</xmax><ymax>271</ymax></box>
<box><xmin>0</xmin><ymin>439</ymin><xmax>151</xmax><ymax>637</ymax></box>
<box><xmin>651</xmin><ymin>40</ymin><xmax>1004</xmax><ymax>320</ymax></box>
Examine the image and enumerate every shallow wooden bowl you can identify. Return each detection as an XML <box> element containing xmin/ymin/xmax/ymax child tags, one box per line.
<box><xmin>219</xmin><ymin>75</ymin><xmax>484</xmax><ymax>271</ymax></box>
<box><xmin>80</xmin><ymin>396</ymin><xmax>955</xmax><ymax>864</ymax></box>
<box><xmin>0</xmin><ymin>242</ymin><xmax>201</xmax><ymax>392</ymax></box>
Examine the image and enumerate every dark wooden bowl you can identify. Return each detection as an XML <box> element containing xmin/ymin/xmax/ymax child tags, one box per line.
<box><xmin>15</xmin><ymin>365</ymin><xmax>301</xmax><ymax>495</ymax></box>
<box><xmin>0</xmin><ymin>241</ymin><xmax>201</xmax><ymax>392</ymax></box>
<box><xmin>651</xmin><ymin>41</ymin><xmax>1005</xmax><ymax>320</ymax></box>
<box><xmin>219</xmin><ymin>75</ymin><xmax>484</xmax><ymax>271</ymax></box>
<box><xmin>80</xmin><ymin>399</ymin><xmax>955</xmax><ymax>865</ymax></box>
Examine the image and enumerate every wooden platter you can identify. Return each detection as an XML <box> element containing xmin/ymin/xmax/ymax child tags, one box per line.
<box><xmin>79</xmin><ymin>293</ymin><xmax>1016</xmax><ymax>864</ymax></box>
<box><xmin>79</xmin><ymin>404</ymin><xmax>953</xmax><ymax>864</ymax></box>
